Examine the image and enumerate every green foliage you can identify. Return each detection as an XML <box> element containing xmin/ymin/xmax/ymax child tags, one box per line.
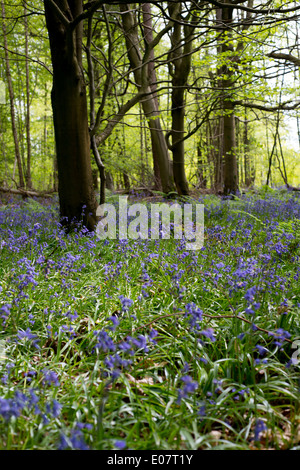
<box><xmin>0</xmin><ymin>193</ymin><xmax>299</xmax><ymax>449</ymax></box>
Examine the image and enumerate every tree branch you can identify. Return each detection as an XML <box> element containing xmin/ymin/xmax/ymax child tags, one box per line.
<box><xmin>44</xmin><ymin>0</ymin><xmax>70</xmax><ymax>28</ymax></box>
<box><xmin>233</xmin><ymin>99</ymin><xmax>300</xmax><ymax>112</ymax></box>
<box><xmin>95</xmin><ymin>91</ymin><xmax>146</xmax><ymax>146</ymax></box>
<box><xmin>268</xmin><ymin>51</ymin><xmax>300</xmax><ymax>67</ymax></box>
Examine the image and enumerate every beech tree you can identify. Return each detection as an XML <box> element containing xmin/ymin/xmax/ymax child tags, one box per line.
<box><xmin>120</xmin><ymin>3</ymin><xmax>175</xmax><ymax>195</ymax></box>
<box><xmin>43</xmin><ymin>0</ymin><xmax>98</xmax><ymax>230</ymax></box>
<box><xmin>166</xmin><ymin>2</ymin><xmax>200</xmax><ymax>195</ymax></box>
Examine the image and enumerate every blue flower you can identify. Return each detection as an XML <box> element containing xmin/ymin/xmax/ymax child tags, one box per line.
<box><xmin>254</xmin><ymin>345</ymin><xmax>268</xmax><ymax>357</ymax></box>
<box><xmin>199</xmin><ymin>328</ymin><xmax>216</xmax><ymax>342</ymax></box>
<box><xmin>149</xmin><ymin>329</ymin><xmax>158</xmax><ymax>343</ymax></box>
<box><xmin>185</xmin><ymin>303</ymin><xmax>203</xmax><ymax>331</ymax></box>
<box><xmin>42</xmin><ymin>369</ymin><xmax>60</xmax><ymax>387</ymax></box>
<box><xmin>119</xmin><ymin>295</ymin><xmax>133</xmax><ymax>312</ymax></box>
<box><xmin>245</xmin><ymin>286</ymin><xmax>256</xmax><ymax>302</ymax></box>
<box><xmin>16</xmin><ymin>328</ymin><xmax>40</xmax><ymax>349</ymax></box>
<box><xmin>115</xmin><ymin>440</ymin><xmax>126</xmax><ymax>449</ymax></box>
<box><xmin>58</xmin><ymin>430</ymin><xmax>89</xmax><ymax>450</ymax></box>
<box><xmin>268</xmin><ymin>328</ymin><xmax>291</xmax><ymax>349</ymax></box>
<box><xmin>254</xmin><ymin>419</ymin><xmax>267</xmax><ymax>442</ymax></box>
<box><xmin>177</xmin><ymin>375</ymin><xmax>198</xmax><ymax>403</ymax></box>
<box><xmin>46</xmin><ymin>399</ymin><xmax>62</xmax><ymax>418</ymax></box>
<box><xmin>108</xmin><ymin>315</ymin><xmax>119</xmax><ymax>331</ymax></box>
<box><xmin>94</xmin><ymin>330</ymin><xmax>116</xmax><ymax>352</ymax></box>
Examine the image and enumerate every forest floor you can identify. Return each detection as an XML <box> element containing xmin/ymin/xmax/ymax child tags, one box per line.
<box><xmin>0</xmin><ymin>188</ymin><xmax>299</xmax><ymax>450</ymax></box>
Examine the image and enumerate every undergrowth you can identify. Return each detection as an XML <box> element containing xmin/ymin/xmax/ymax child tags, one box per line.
<box><xmin>0</xmin><ymin>190</ymin><xmax>299</xmax><ymax>450</ymax></box>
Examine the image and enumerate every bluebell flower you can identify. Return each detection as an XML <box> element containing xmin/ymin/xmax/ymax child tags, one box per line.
<box><xmin>237</xmin><ymin>333</ymin><xmax>246</xmax><ymax>340</ymax></box>
<box><xmin>198</xmin><ymin>403</ymin><xmax>206</xmax><ymax>417</ymax></box>
<box><xmin>23</xmin><ymin>370</ymin><xmax>37</xmax><ymax>382</ymax></box>
<box><xmin>58</xmin><ymin>430</ymin><xmax>89</xmax><ymax>450</ymax></box>
<box><xmin>254</xmin><ymin>419</ymin><xmax>267</xmax><ymax>442</ymax></box>
<box><xmin>115</xmin><ymin>440</ymin><xmax>126</xmax><ymax>449</ymax></box>
<box><xmin>268</xmin><ymin>328</ymin><xmax>291</xmax><ymax>348</ymax></box>
<box><xmin>94</xmin><ymin>330</ymin><xmax>116</xmax><ymax>352</ymax></box>
<box><xmin>108</xmin><ymin>315</ymin><xmax>119</xmax><ymax>331</ymax></box>
<box><xmin>149</xmin><ymin>329</ymin><xmax>158</xmax><ymax>344</ymax></box>
<box><xmin>199</xmin><ymin>357</ymin><xmax>208</xmax><ymax>364</ymax></box>
<box><xmin>254</xmin><ymin>345</ymin><xmax>268</xmax><ymax>357</ymax></box>
<box><xmin>0</xmin><ymin>303</ymin><xmax>11</xmax><ymax>325</ymax></box>
<box><xmin>42</xmin><ymin>369</ymin><xmax>60</xmax><ymax>387</ymax></box>
<box><xmin>245</xmin><ymin>286</ymin><xmax>256</xmax><ymax>302</ymax></box>
<box><xmin>245</xmin><ymin>307</ymin><xmax>254</xmax><ymax>315</ymax></box>
<box><xmin>130</xmin><ymin>335</ymin><xmax>149</xmax><ymax>352</ymax></box>
<box><xmin>285</xmin><ymin>357</ymin><xmax>298</xmax><ymax>368</ymax></box>
<box><xmin>185</xmin><ymin>303</ymin><xmax>203</xmax><ymax>331</ymax></box>
<box><xmin>16</xmin><ymin>328</ymin><xmax>40</xmax><ymax>349</ymax></box>
<box><xmin>177</xmin><ymin>375</ymin><xmax>198</xmax><ymax>403</ymax></box>
<box><xmin>254</xmin><ymin>358</ymin><xmax>268</xmax><ymax>365</ymax></box>
<box><xmin>199</xmin><ymin>328</ymin><xmax>216</xmax><ymax>342</ymax></box>
<box><xmin>46</xmin><ymin>399</ymin><xmax>62</xmax><ymax>418</ymax></box>
<box><xmin>119</xmin><ymin>295</ymin><xmax>133</xmax><ymax>312</ymax></box>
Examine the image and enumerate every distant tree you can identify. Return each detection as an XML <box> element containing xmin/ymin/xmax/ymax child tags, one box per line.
<box><xmin>1</xmin><ymin>0</ymin><xmax>24</xmax><ymax>189</ymax></box>
<box><xmin>120</xmin><ymin>3</ymin><xmax>175</xmax><ymax>195</ymax></box>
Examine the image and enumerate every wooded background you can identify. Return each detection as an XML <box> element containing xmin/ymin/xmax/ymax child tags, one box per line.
<box><xmin>1</xmin><ymin>1</ymin><xmax>300</xmax><ymax>229</ymax></box>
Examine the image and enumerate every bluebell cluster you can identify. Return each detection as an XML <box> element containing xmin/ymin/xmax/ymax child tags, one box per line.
<box><xmin>0</xmin><ymin>191</ymin><xmax>299</xmax><ymax>449</ymax></box>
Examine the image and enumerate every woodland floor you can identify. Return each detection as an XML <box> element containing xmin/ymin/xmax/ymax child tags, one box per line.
<box><xmin>0</xmin><ymin>187</ymin><xmax>299</xmax><ymax>450</ymax></box>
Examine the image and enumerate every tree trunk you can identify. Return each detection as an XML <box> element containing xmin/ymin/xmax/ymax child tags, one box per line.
<box><xmin>1</xmin><ymin>0</ymin><xmax>25</xmax><ymax>188</ymax></box>
<box><xmin>121</xmin><ymin>4</ymin><xmax>174</xmax><ymax>195</ymax></box>
<box><xmin>44</xmin><ymin>0</ymin><xmax>98</xmax><ymax>231</ymax></box>
<box><xmin>197</xmin><ymin>142</ymin><xmax>207</xmax><ymax>188</ymax></box>
<box><xmin>168</xmin><ymin>2</ymin><xmax>191</xmax><ymax>195</ymax></box>
<box><xmin>86</xmin><ymin>14</ymin><xmax>106</xmax><ymax>205</ymax></box>
<box><xmin>105</xmin><ymin>171</ymin><xmax>114</xmax><ymax>191</ymax></box>
<box><xmin>24</xmin><ymin>4</ymin><xmax>32</xmax><ymax>189</ymax></box>
<box><xmin>218</xmin><ymin>5</ymin><xmax>238</xmax><ymax>195</ymax></box>
<box><xmin>123</xmin><ymin>172</ymin><xmax>130</xmax><ymax>192</ymax></box>
<box><xmin>223</xmin><ymin>102</ymin><xmax>238</xmax><ymax>194</ymax></box>
<box><xmin>244</xmin><ymin>117</ymin><xmax>252</xmax><ymax>187</ymax></box>
<box><xmin>141</xmin><ymin>3</ymin><xmax>162</xmax><ymax>190</ymax></box>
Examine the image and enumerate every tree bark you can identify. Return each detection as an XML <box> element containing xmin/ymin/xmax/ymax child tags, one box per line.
<box><xmin>24</xmin><ymin>4</ymin><xmax>32</xmax><ymax>189</ymax></box>
<box><xmin>1</xmin><ymin>0</ymin><xmax>25</xmax><ymax>189</ymax></box>
<box><xmin>121</xmin><ymin>4</ymin><xmax>174</xmax><ymax>195</ymax></box>
<box><xmin>219</xmin><ymin>5</ymin><xmax>238</xmax><ymax>195</ymax></box>
<box><xmin>141</xmin><ymin>3</ymin><xmax>162</xmax><ymax>190</ymax></box>
<box><xmin>86</xmin><ymin>13</ymin><xmax>106</xmax><ymax>205</ymax></box>
<box><xmin>167</xmin><ymin>2</ymin><xmax>193</xmax><ymax>195</ymax></box>
<box><xmin>244</xmin><ymin>117</ymin><xmax>252</xmax><ymax>187</ymax></box>
<box><xmin>44</xmin><ymin>0</ymin><xmax>98</xmax><ymax>231</ymax></box>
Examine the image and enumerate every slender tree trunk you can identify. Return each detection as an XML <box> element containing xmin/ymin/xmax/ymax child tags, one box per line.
<box><xmin>220</xmin><ymin>6</ymin><xmax>238</xmax><ymax>195</ymax></box>
<box><xmin>123</xmin><ymin>172</ymin><xmax>130</xmax><ymax>192</ymax></box>
<box><xmin>223</xmin><ymin>101</ymin><xmax>238</xmax><ymax>193</ymax></box>
<box><xmin>1</xmin><ymin>0</ymin><xmax>24</xmax><ymax>188</ymax></box>
<box><xmin>24</xmin><ymin>5</ymin><xmax>32</xmax><ymax>189</ymax></box>
<box><xmin>167</xmin><ymin>2</ymin><xmax>191</xmax><ymax>195</ymax></box>
<box><xmin>92</xmin><ymin>168</ymin><xmax>98</xmax><ymax>189</ymax></box>
<box><xmin>44</xmin><ymin>0</ymin><xmax>98</xmax><ymax>230</ymax></box>
<box><xmin>139</xmin><ymin>103</ymin><xmax>145</xmax><ymax>185</ymax></box>
<box><xmin>86</xmin><ymin>14</ymin><xmax>106</xmax><ymax>204</ymax></box>
<box><xmin>121</xmin><ymin>4</ymin><xmax>174</xmax><ymax>194</ymax></box>
<box><xmin>105</xmin><ymin>171</ymin><xmax>114</xmax><ymax>191</ymax></box>
<box><xmin>197</xmin><ymin>142</ymin><xmax>207</xmax><ymax>189</ymax></box>
<box><xmin>244</xmin><ymin>117</ymin><xmax>251</xmax><ymax>187</ymax></box>
<box><xmin>141</xmin><ymin>3</ymin><xmax>162</xmax><ymax>190</ymax></box>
